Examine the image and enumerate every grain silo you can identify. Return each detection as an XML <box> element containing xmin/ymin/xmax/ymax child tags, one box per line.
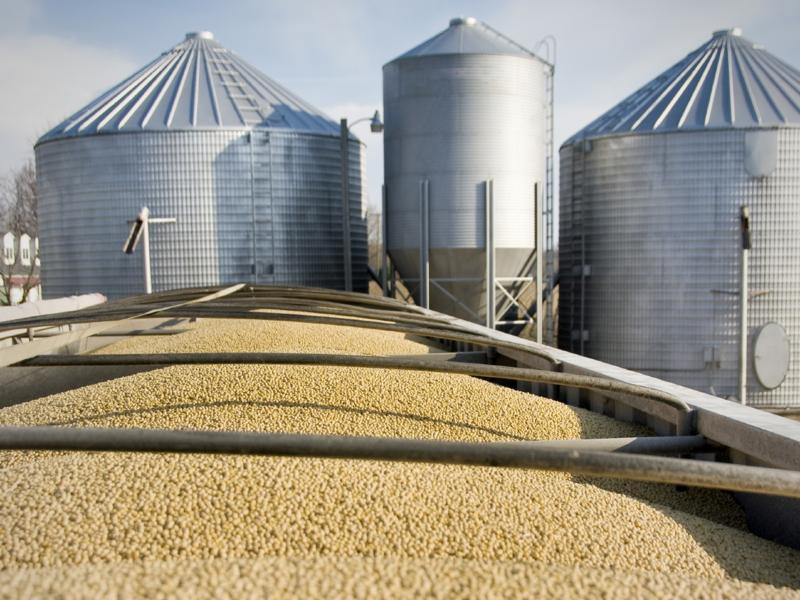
<box><xmin>559</xmin><ymin>29</ymin><xmax>800</xmax><ymax>409</ymax></box>
<box><xmin>383</xmin><ymin>17</ymin><xmax>550</xmax><ymax>328</ymax></box>
<box><xmin>35</xmin><ymin>32</ymin><xmax>367</xmax><ymax>299</ymax></box>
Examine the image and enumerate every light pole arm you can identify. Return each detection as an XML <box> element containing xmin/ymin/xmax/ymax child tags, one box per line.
<box><xmin>346</xmin><ymin>117</ymin><xmax>371</xmax><ymax>130</ymax></box>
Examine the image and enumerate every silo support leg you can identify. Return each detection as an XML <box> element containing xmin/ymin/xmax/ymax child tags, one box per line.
<box><xmin>381</xmin><ymin>184</ymin><xmax>389</xmax><ymax>298</ymax></box>
<box><xmin>419</xmin><ymin>179</ymin><xmax>430</xmax><ymax>309</ymax></box>
<box><xmin>485</xmin><ymin>179</ymin><xmax>495</xmax><ymax>329</ymax></box>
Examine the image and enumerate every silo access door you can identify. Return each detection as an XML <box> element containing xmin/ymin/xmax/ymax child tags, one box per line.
<box><xmin>250</xmin><ymin>131</ymin><xmax>275</xmax><ymax>284</ymax></box>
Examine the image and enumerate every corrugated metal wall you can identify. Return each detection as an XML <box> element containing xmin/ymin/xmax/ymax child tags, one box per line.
<box><xmin>36</xmin><ymin>130</ymin><xmax>366</xmax><ymax>299</ymax></box>
<box><xmin>559</xmin><ymin>128</ymin><xmax>800</xmax><ymax>408</ymax></box>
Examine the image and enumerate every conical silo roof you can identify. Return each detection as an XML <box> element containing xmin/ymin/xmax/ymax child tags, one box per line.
<box><xmin>38</xmin><ymin>31</ymin><xmax>339</xmax><ymax>144</ymax></box>
<box><xmin>566</xmin><ymin>28</ymin><xmax>800</xmax><ymax>145</ymax></box>
<box><xmin>390</xmin><ymin>17</ymin><xmax>540</xmax><ymax>62</ymax></box>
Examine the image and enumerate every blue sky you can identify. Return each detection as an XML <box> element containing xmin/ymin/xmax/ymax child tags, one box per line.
<box><xmin>2</xmin><ymin>0</ymin><xmax>799</xmax><ymax>212</ymax></box>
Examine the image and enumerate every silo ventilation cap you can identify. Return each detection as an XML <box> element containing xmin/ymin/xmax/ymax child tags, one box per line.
<box><xmin>449</xmin><ymin>17</ymin><xmax>477</xmax><ymax>27</ymax></box>
<box><xmin>712</xmin><ymin>27</ymin><xmax>742</xmax><ymax>38</ymax></box>
<box><xmin>185</xmin><ymin>31</ymin><xmax>214</xmax><ymax>40</ymax></box>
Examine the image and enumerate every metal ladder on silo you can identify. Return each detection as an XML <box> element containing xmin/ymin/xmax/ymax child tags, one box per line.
<box><xmin>543</xmin><ymin>63</ymin><xmax>555</xmax><ymax>346</ymax></box>
<box><xmin>248</xmin><ymin>130</ymin><xmax>274</xmax><ymax>284</ymax></box>
<box><xmin>208</xmin><ymin>54</ymin><xmax>265</xmax><ymax>127</ymax></box>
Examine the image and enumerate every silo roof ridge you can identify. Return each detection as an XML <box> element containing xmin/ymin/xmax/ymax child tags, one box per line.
<box><xmin>564</xmin><ymin>29</ymin><xmax>800</xmax><ymax>146</ymax></box>
<box><xmin>38</xmin><ymin>33</ymin><xmax>340</xmax><ymax>144</ymax></box>
<box><xmin>389</xmin><ymin>17</ymin><xmax>543</xmax><ymax>63</ymax></box>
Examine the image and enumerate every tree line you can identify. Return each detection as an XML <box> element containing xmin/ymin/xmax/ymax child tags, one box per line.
<box><xmin>1</xmin><ymin>159</ymin><xmax>38</xmax><ymax>305</ymax></box>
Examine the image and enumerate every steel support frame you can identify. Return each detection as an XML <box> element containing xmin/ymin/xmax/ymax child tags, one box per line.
<box><xmin>495</xmin><ymin>279</ymin><xmax>534</xmax><ymax>327</ymax></box>
<box><xmin>484</xmin><ymin>179</ymin><xmax>541</xmax><ymax>333</ymax></box>
<box><xmin>386</xmin><ymin>176</ymin><xmax>539</xmax><ymax>331</ymax></box>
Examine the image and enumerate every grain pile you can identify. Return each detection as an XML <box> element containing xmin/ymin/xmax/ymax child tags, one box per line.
<box><xmin>1</xmin><ymin>316</ymin><xmax>799</xmax><ymax>598</ymax></box>
<box><xmin>3</xmin><ymin>557</ymin><xmax>797</xmax><ymax>599</ymax></box>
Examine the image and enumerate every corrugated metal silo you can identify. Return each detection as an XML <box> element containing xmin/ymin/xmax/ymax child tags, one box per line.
<box><xmin>559</xmin><ymin>29</ymin><xmax>800</xmax><ymax>408</ymax></box>
<box><xmin>35</xmin><ymin>32</ymin><xmax>367</xmax><ymax>299</ymax></box>
<box><xmin>383</xmin><ymin>18</ymin><xmax>548</xmax><ymax>325</ymax></box>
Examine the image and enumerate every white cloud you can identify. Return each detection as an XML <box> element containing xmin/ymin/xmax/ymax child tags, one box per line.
<box><xmin>240</xmin><ymin>0</ymin><xmax>375</xmax><ymax>72</ymax></box>
<box><xmin>490</xmin><ymin>0</ymin><xmax>776</xmax><ymax>147</ymax></box>
<box><xmin>0</xmin><ymin>0</ymin><xmax>39</xmax><ymax>33</ymax></box>
<box><xmin>0</xmin><ymin>13</ymin><xmax>136</xmax><ymax>174</ymax></box>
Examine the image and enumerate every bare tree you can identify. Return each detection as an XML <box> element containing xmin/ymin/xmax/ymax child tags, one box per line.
<box><xmin>1</xmin><ymin>159</ymin><xmax>39</xmax><ymax>305</ymax></box>
<box><xmin>366</xmin><ymin>205</ymin><xmax>382</xmax><ymax>270</ymax></box>
<box><xmin>2</xmin><ymin>159</ymin><xmax>37</xmax><ymax>234</ymax></box>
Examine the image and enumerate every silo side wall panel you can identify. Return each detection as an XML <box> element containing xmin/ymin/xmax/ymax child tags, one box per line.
<box><xmin>36</xmin><ymin>131</ymin><xmax>244</xmax><ymax>299</ymax></box>
<box><xmin>215</xmin><ymin>133</ymin><xmax>260</xmax><ymax>285</ymax></box>
<box><xmin>748</xmin><ymin>128</ymin><xmax>800</xmax><ymax>407</ymax></box>
<box><xmin>269</xmin><ymin>133</ymin><xmax>366</xmax><ymax>292</ymax></box>
<box><xmin>351</xmin><ymin>140</ymin><xmax>368</xmax><ymax>292</ymax></box>
<box><xmin>558</xmin><ymin>128</ymin><xmax>800</xmax><ymax>408</ymax></box>
<box><xmin>557</xmin><ymin>144</ymin><xmax>579</xmax><ymax>352</ymax></box>
<box><xmin>36</xmin><ymin>130</ymin><xmax>367</xmax><ymax>299</ymax></box>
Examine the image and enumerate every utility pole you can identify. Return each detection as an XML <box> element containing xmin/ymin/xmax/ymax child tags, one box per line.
<box><xmin>142</xmin><ymin>210</ymin><xmax>151</xmax><ymax>294</ymax></box>
<box><xmin>739</xmin><ymin>205</ymin><xmax>751</xmax><ymax>405</ymax></box>
<box><xmin>339</xmin><ymin>111</ymin><xmax>383</xmax><ymax>293</ymax></box>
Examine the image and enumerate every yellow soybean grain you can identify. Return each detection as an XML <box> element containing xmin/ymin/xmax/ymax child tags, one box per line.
<box><xmin>1</xmin><ymin>317</ymin><xmax>797</xmax><ymax>596</ymax></box>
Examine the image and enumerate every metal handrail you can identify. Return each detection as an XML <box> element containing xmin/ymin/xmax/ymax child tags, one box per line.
<box><xmin>1</xmin><ymin>426</ymin><xmax>796</xmax><ymax>499</ymax></box>
<box><xmin>0</xmin><ymin>284</ymin><xmax>245</xmax><ymax>368</ymax></box>
<box><xmin>1</xmin><ymin>305</ymin><xmax>563</xmax><ymax>368</ymax></box>
<box><xmin>23</xmin><ymin>352</ymin><xmax>691</xmax><ymax>415</ymax></box>
<box><xmin>140</xmin><ymin>308</ymin><xmax>562</xmax><ymax>364</ymax></box>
